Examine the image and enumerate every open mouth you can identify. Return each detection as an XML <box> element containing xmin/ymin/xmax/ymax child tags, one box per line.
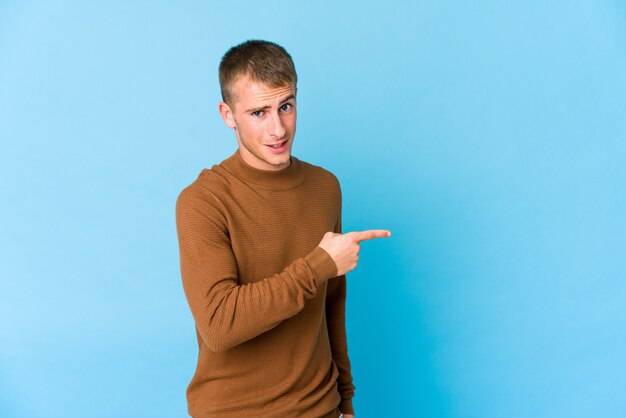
<box><xmin>265</xmin><ymin>139</ymin><xmax>288</xmax><ymax>153</ymax></box>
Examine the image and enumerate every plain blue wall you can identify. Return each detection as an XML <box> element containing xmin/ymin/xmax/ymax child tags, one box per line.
<box><xmin>1</xmin><ymin>1</ymin><xmax>625</xmax><ymax>417</ymax></box>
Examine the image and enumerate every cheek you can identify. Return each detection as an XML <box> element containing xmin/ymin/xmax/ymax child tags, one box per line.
<box><xmin>238</xmin><ymin>121</ymin><xmax>263</xmax><ymax>141</ymax></box>
<box><xmin>285</xmin><ymin>114</ymin><xmax>297</xmax><ymax>130</ymax></box>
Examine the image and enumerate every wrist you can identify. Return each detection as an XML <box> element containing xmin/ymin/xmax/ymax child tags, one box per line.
<box><xmin>304</xmin><ymin>246</ymin><xmax>338</xmax><ymax>285</ymax></box>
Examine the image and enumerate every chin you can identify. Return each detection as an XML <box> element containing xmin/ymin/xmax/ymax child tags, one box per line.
<box><xmin>272</xmin><ymin>156</ymin><xmax>291</xmax><ymax>166</ymax></box>
<box><xmin>272</xmin><ymin>155</ymin><xmax>291</xmax><ymax>167</ymax></box>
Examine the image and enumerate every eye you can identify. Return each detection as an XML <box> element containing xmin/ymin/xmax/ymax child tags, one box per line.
<box><xmin>251</xmin><ymin>110</ymin><xmax>264</xmax><ymax>117</ymax></box>
<box><xmin>279</xmin><ymin>103</ymin><xmax>292</xmax><ymax>112</ymax></box>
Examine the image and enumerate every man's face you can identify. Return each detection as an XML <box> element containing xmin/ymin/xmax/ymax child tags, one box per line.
<box><xmin>219</xmin><ymin>75</ymin><xmax>296</xmax><ymax>171</ymax></box>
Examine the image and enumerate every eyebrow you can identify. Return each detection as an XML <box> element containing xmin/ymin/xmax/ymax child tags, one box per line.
<box><xmin>245</xmin><ymin>95</ymin><xmax>296</xmax><ymax>113</ymax></box>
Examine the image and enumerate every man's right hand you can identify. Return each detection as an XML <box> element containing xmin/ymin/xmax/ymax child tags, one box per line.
<box><xmin>318</xmin><ymin>229</ymin><xmax>391</xmax><ymax>276</ymax></box>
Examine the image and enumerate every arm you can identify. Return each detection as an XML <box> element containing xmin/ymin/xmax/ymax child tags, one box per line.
<box><xmin>326</xmin><ymin>213</ymin><xmax>356</xmax><ymax>415</ymax></box>
<box><xmin>175</xmin><ymin>186</ymin><xmax>337</xmax><ymax>353</ymax></box>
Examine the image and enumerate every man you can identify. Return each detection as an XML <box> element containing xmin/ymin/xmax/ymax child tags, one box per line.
<box><xmin>175</xmin><ymin>40</ymin><xmax>390</xmax><ymax>418</ymax></box>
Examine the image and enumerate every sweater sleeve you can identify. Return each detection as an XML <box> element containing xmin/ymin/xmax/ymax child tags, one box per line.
<box><xmin>325</xmin><ymin>198</ymin><xmax>356</xmax><ymax>415</ymax></box>
<box><xmin>175</xmin><ymin>186</ymin><xmax>337</xmax><ymax>353</ymax></box>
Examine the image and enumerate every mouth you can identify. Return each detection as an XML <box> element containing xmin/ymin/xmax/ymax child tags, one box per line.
<box><xmin>265</xmin><ymin>139</ymin><xmax>289</xmax><ymax>153</ymax></box>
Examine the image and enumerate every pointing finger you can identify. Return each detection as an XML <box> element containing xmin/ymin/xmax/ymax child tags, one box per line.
<box><xmin>347</xmin><ymin>230</ymin><xmax>392</xmax><ymax>242</ymax></box>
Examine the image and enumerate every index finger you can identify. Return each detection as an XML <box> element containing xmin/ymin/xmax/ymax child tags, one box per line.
<box><xmin>347</xmin><ymin>229</ymin><xmax>392</xmax><ymax>242</ymax></box>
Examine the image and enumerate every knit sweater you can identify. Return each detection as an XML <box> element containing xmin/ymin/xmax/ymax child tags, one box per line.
<box><xmin>175</xmin><ymin>149</ymin><xmax>355</xmax><ymax>417</ymax></box>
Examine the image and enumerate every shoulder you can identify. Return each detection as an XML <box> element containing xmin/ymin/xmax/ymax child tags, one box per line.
<box><xmin>176</xmin><ymin>165</ymin><xmax>230</xmax><ymax>221</ymax></box>
<box><xmin>296</xmin><ymin>157</ymin><xmax>343</xmax><ymax>217</ymax></box>
<box><xmin>176</xmin><ymin>152</ymin><xmax>238</xmax><ymax>201</ymax></box>
<box><xmin>298</xmin><ymin>157</ymin><xmax>342</xmax><ymax>190</ymax></box>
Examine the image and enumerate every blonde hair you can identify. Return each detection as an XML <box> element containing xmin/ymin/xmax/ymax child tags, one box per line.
<box><xmin>219</xmin><ymin>40</ymin><xmax>297</xmax><ymax>105</ymax></box>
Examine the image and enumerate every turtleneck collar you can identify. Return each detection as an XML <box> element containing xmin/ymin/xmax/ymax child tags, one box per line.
<box><xmin>220</xmin><ymin>148</ymin><xmax>306</xmax><ymax>190</ymax></box>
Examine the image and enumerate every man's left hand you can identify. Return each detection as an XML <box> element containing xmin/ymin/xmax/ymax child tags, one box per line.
<box><xmin>342</xmin><ymin>414</ymin><xmax>355</xmax><ymax>418</ymax></box>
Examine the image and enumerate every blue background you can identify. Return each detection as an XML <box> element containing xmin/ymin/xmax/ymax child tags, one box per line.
<box><xmin>1</xmin><ymin>1</ymin><xmax>625</xmax><ymax>417</ymax></box>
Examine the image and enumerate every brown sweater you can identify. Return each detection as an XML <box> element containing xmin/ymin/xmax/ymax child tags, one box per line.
<box><xmin>175</xmin><ymin>149</ymin><xmax>355</xmax><ymax>417</ymax></box>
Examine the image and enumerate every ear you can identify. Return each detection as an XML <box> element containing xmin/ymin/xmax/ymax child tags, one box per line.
<box><xmin>218</xmin><ymin>102</ymin><xmax>236</xmax><ymax>129</ymax></box>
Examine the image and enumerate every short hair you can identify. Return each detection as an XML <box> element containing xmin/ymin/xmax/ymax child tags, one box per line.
<box><xmin>219</xmin><ymin>40</ymin><xmax>297</xmax><ymax>106</ymax></box>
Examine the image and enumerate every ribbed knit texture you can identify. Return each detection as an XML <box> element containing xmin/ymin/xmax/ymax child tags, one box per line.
<box><xmin>175</xmin><ymin>149</ymin><xmax>355</xmax><ymax>417</ymax></box>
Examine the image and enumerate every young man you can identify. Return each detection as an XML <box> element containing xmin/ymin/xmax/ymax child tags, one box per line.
<box><xmin>175</xmin><ymin>40</ymin><xmax>390</xmax><ymax>418</ymax></box>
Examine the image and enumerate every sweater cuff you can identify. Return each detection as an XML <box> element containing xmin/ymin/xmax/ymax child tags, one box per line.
<box><xmin>304</xmin><ymin>246</ymin><xmax>337</xmax><ymax>286</ymax></box>
<box><xmin>339</xmin><ymin>398</ymin><xmax>354</xmax><ymax>415</ymax></box>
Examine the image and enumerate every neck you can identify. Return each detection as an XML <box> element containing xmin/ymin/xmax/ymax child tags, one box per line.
<box><xmin>220</xmin><ymin>149</ymin><xmax>305</xmax><ymax>190</ymax></box>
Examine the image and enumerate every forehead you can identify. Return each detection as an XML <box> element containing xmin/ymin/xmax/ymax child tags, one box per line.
<box><xmin>230</xmin><ymin>75</ymin><xmax>295</xmax><ymax>108</ymax></box>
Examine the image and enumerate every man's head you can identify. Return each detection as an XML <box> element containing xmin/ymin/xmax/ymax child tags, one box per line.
<box><xmin>219</xmin><ymin>40</ymin><xmax>297</xmax><ymax>107</ymax></box>
<box><xmin>218</xmin><ymin>40</ymin><xmax>298</xmax><ymax>172</ymax></box>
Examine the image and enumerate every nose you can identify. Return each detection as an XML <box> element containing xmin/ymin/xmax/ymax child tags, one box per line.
<box><xmin>268</xmin><ymin>111</ymin><xmax>286</xmax><ymax>139</ymax></box>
